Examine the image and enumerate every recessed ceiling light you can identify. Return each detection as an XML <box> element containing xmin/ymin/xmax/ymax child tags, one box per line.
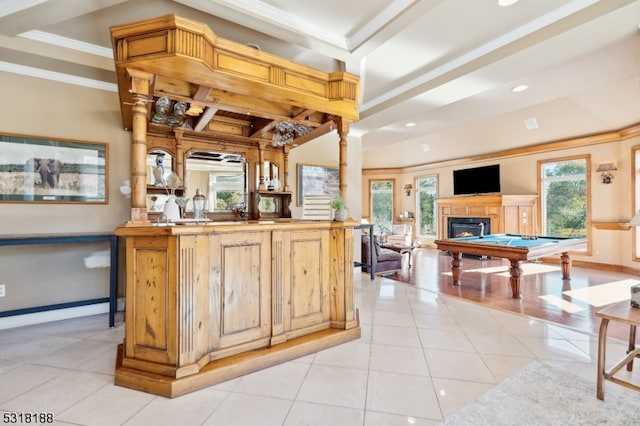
<box><xmin>512</xmin><ymin>84</ymin><xmax>529</xmax><ymax>92</ymax></box>
<box><xmin>405</xmin><ymin>122</ymin><xmax>416</xmax><ymax>127</ymax></box>
<box><xmin>497</xmin><ymin>0</ymin><xmax>520</xmax><ymax>6</ymax></box>
<box><xmin>524</xmin><ymin>117</ymin><xmax>539</xmax><ymax>130</ymax></box>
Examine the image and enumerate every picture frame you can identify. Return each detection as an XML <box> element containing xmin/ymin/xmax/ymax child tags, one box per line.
<box><xmin>0</xmin><ymin>133</ymin><xmax>108</xmax><ymax>204</ymax></box>
<box><xmin>297</xmin><ymin>163</ymin><xmax>339</xmax><ymax>205</ymax></box>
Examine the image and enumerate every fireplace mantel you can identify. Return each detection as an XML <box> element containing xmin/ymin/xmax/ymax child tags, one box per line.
<box><xmin>438</xmin><ymin>194</ymin><xmax>538</xmax><ymax>238</ymax></box>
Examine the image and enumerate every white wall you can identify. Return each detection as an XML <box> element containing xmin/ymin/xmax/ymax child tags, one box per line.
<box><xmin>288</xmin><ymin>132</ymin><xmax>362</xmax><ymax>222</ymax></box>
<box><xmin>0</xmin><ymin>72</ymin><xmax>132</xmax><ymax>234</ymax></box>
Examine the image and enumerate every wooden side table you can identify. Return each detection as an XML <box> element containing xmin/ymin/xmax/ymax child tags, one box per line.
<box><xmin>596</xmin><ymin>300</ymin><xmax>640</xmax><ymax>400</ymax></box>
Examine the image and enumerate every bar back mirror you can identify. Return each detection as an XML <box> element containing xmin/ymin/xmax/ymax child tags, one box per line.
<box><xmin>256</xmin><ymin>161</ymin><xmax>280</xmax><ymax>190</ymax></box>
<box><xmin>186</xmin><ymin>151</ymin><xmax>247</xmax><ymax>215</ymax></box>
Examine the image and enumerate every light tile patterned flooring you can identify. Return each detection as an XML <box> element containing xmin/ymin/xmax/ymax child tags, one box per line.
<box><xmin>0</xmin><ymin>271</ymin><xmax>635</xmax><ymax>425</ymax></box>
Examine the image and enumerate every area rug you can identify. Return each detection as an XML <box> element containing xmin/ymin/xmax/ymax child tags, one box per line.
<box><xmin>440</xmin><ymin>361</ymin><xmax>640</xmax><ymax>425</ymax></box>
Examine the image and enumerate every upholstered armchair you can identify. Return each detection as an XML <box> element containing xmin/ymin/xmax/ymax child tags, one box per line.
<box><xmin>361</xmin><ymin>234</ymin><xmax>403</xmax><ymax>274</ymax></box>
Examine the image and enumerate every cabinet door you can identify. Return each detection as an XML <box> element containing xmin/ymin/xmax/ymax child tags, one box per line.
<box><xmin>211</xmin><ymin>232</ymin><xmax>272</xmax><ymax>349</ymax></box>
<box><xmin>504</xmin><ymin>205</ymin><xmax>535</xmax><ymax>235</ymax></box>
<box><xmin>287</xmin><ymin>229</ymin><xmax>331</xmax><ymax>333</ymax></box>
<box><xmin>518</xmin><ymin>205</ymin><xmax>535</xmax><ymax>235</ymax></box>
<box><xmin>124</xmin><ymin>235</ymin><xmax>178</xmax><ymax>365</ymax></box>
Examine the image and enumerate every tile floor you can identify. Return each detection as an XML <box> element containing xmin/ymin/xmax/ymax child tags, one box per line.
<box><xmin>0</xmin><ymin>271</ymin><xmax>634</xmax><ymax>425</ymax></box>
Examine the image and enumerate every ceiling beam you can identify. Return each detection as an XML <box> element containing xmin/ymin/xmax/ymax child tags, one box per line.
<box><xmin>194</xmin><ymin>107</ymin><xmax>218</xmax><ymax>132</ymax></box>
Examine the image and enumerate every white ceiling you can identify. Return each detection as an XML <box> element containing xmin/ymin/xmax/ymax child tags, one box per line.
<box><xmin>0</xmin><ymin>0</ymin><xmax>639</xmax><ymax>168</ymax></box>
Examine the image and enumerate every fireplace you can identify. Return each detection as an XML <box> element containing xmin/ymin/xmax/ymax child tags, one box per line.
<box><xmin>447</xmin><ymin>217</ymin><xmax>491</xmax><ymax>259</ymax></box>
<box><xmin>448</xmin><ymin>217</ymin><xmax>491</xmax><ymax>238</ymax></box>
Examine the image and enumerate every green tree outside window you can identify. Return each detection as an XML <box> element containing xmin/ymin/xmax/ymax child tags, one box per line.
<box><xmin>416</xmin><ymin>176</ymin><xmax>437</xmax><ymax>236</ymax></box>
<box><xmin>541</xmin><ymin>159</ymin><xmax>587</xmax><ymax>238</ymax></box>
<box><xmin>370</xmin><ymin>180</ymin><xmax>393</xmax><ymax>235</ymax></box>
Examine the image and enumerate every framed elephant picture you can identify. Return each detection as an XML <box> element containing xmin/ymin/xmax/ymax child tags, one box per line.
<box><xmin>0</xmin><ymin>133</ymin><xmax>107</xmax><ymax>203</ymax></box>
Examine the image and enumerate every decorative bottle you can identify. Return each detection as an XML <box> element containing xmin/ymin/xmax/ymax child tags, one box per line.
<box><xmin>193</xmin><ymin>188</ymin><xmax>207</xmax><ymax>219</ymax></box>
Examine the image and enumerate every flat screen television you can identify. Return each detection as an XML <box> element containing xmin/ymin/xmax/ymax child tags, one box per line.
<box><xmin>453</xmin><ymin>164</ymin><xmax>501</xmax><ymax>195</ymax></box>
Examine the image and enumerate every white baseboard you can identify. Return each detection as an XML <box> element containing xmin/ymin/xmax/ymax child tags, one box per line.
<box><xmin>0</xmin><ymin>302</ymin><xmax>110</xmax><ymax>330</ymax></box>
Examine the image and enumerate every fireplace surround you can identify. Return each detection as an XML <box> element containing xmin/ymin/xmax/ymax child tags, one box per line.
<box><xmin>437</xmin><ymin>194</ymin><xmax>538</xmax><ymax>239</ymax></box>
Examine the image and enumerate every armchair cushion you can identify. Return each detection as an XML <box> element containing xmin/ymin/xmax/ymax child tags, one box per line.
<box><xmin>373</xmin><ymin>235</ymin><xmax>383</xmax><ymax>256</ymax></box>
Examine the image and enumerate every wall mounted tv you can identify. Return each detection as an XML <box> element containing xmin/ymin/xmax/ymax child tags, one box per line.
<box><xmin>453</xmin><ymin>164</ymin><xmax>501</xmax><ymax>195</ymax></box>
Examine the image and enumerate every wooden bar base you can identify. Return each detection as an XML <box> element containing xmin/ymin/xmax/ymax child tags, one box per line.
<box><xmin>114</xmin><ymin>221</ymin><xmax>360</xmax><ymax>397</ymax></box>
<box><xmin>115</xmin><ymin>324</ymin><xmax>361</xmax><ymax>398</ymax></box>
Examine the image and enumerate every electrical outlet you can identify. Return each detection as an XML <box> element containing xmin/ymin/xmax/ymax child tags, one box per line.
<box><xmin>0</xmin><ymin>284</ymin><xmax>5</xmax><ymax>298</ymax></box>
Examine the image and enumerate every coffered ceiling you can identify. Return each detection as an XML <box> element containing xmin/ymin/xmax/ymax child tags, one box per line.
<box><xmin>0</xmin><ymin>0</ymin><xmax>639</xmax><ymax>167</ymax></box>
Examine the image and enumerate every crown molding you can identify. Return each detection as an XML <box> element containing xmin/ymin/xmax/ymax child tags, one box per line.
<box><xmin>19</xmin><ymin>30</ymin><xmax>113</xmax><ymax>58</ymax></box>
<box><xmin>0</xmin><ymin>61</ymin><xmax>117</xmax><ymax>92</ymax></box>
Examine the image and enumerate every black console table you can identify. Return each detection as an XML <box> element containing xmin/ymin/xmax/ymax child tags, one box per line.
<box><xmin>0</xmin><ymin>233</ymin><xmax>118</xmax><ymax>327</ymax></box>
<box><xmin>354</xmin><ymin>223</ymin><xmax>375</xmax><ymax>280</ymax></box>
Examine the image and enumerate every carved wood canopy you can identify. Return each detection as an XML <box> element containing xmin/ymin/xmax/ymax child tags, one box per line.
<box><xmin>110</xmin><ymin>14</ymin><xmax>360</xmax><ymax>147</ymax></box>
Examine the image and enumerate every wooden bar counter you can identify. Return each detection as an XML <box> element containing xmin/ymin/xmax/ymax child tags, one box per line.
<box><xmin>114</xmin><ymin>219</ymin><xmax>360</xmax><ymax>398</ymax></box>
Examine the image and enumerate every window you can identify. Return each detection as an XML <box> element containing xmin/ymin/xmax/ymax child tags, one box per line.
<box><xmin>370</xmin><ymin>180</ymin><xmax>393</xmax><ymax>235</ymax></box>
<box><xmin>539</xmin><ymin>157</ymin><xmax>588</xmax><ymax>238</ymax></box>
<box><xmin>416</xmin><ymin>175</ymin><xmax>437</xmax><ymax>236</ymax></box>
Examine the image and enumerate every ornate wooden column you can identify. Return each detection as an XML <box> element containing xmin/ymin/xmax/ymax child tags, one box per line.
<box><xmin>336</xmin><ymin>118</ymin><xmax>350</xmax><ymax>201</ymax></box>
<box><xmin>257</xmin><ymin>142</ymin><xmax>266</xmax><ymax>190</ymax></box>
<box><xmin>174</xmin><ymin>129</ymin><xmax>185</xmax><ymax>183</ymax></box>
<box><xmin>283</xmin><ymin>145</ymin><xmax>291</xmax><ymax>192</ymax></box>
<box><xmin>127</xmin><ymin>68</ymin><xmax>153</xmax><ymax>223</ymax></box>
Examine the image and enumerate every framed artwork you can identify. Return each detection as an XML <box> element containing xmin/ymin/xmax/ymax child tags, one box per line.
<box><xmin>297</xmin><ymin>163</ymin><xmax>339</xmax><ymax>205</ymax></box>
<box><xmin>0</xmin><ymin>133</ymin><xmax>107</xmax><ymax>203</ymax></box>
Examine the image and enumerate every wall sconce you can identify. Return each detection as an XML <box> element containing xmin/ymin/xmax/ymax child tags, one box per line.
<box><xmin>596</xmin><ymin>162</ymin><xmax>617</xmax><ymax>184</ymax></box>
<box><xmin>404</xmin><ymin>183</ymin><xmax>413</xmax><ymax>196</ymax></box>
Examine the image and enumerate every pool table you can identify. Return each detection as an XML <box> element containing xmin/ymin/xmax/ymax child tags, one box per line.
<box><xmin>434</xmin><ymin>233</ymin><xmax>587</xmax><ymax>299</ymax></box>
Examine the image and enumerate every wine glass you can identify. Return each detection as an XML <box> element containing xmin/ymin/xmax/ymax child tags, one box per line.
<box><xmin>174</xmin><ymin>196</ymin><xmax>188</xmax><ymax>218</ymax></box>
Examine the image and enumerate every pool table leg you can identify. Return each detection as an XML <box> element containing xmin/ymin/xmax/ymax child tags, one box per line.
<box><xmin>451</xmin><ymin>252</ymin><xmax>462</xmax><ymax>286</ymax></box>
<box><xmin>560</xmin><ymin>252</ymin><xmax>571</xmax><ymax>279</ymax></box>
<box><xmin>509</xmin><ymin>259</ymin><xmax>523</xmax><ymax>299</ymax></box>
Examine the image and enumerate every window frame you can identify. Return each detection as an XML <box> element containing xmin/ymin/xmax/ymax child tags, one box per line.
<box><xmin>415</xmin><ymin>174</ymin><xmax>438</xmax><ymax>237</ymax></box>
<box><xmin>369</xmin><ymin>179</ymin><xmax>395</xmax><ymax>235</ymax></box>
<box><xmin>537</xmin><ymin>154</ymin><xmax>591</xmax><ymax>255</ymax></box>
